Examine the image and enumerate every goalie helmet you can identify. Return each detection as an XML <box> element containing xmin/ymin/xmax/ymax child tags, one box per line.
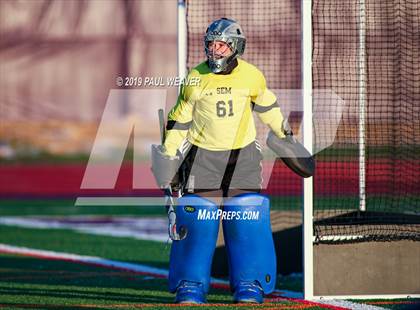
<box><xmin>204</xmin><ymin>18</ymin><xmax>246</xmax><ymax>73</ymax></box>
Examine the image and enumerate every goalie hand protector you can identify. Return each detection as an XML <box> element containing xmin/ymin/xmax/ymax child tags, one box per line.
<box><xmin>266</xmin><ymin>130</ymin><xmax>315</xmax><ymax>178</ymax></box>
<box><xmin>151</xmin><ymin>144</ymin><xmax>181</xmax><ymax>189</ymax></box>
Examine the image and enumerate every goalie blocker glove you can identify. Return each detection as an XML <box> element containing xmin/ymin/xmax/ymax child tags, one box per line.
<box><xmin>266</xmin><ymin>130</ymin><xmax>315</xmax><ymax>178</ymax></box>
<box><xmin>151</xmin><ymin>144</ymin><xmax>181</xmax><ymax>189</ymax></box>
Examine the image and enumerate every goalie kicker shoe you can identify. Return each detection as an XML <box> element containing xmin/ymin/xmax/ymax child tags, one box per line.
<box><xmin>233</xmin><ymin>281</ymin><xmax>264</xmax><ymax>303</ymax></box>
<box><xmin>175</xmin><ymin>281</ymin><xmax>206</xmax><ymax>304</ymax></box>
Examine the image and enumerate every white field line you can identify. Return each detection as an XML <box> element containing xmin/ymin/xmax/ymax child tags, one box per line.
<box><xmin>1</xmin><ymin>243</ymin><xmax>392</xmax><ymax>309</ymax></box>
<box><xmin>0</xmin><ymin>243</ymin><xmax>227</xmax><ymax>288</ymax></box>
<box><xmin>0</xmin><ymin>216</ymin><xmax>169</xmax><ymax>243</ymax></box>
<box><xmin>0</xmin><ymin>243</ymin><xmax>168</xmax><ymax>278</ymax></box>
<box><xmin>317</xmin><ymin>299</ymin><xmax>386</xmax><ymax>310</ymax></box>
<box><xmin>0</xmin><ymin>243</ymin><xmax>300</xmax><ymax>297</ymax></box>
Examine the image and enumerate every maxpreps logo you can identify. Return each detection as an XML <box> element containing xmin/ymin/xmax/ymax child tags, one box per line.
<box><xmin>197</xmin><ymin>209</ymin><xmax>259</xmax><ymax>221</ymax></box>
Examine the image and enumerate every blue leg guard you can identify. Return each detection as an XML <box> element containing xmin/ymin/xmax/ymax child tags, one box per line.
<box><xmin>169</xmin><ymin>194</ymin><xmax>219</xmax><ymax>298</ymax></box>
<box><xmin>223</xmin><ymin>193</ymin><xmax>277</xmax><ymax>297</ymax></box>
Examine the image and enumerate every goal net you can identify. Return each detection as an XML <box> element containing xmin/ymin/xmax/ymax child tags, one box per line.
<box><xmin>184</xmin><ymin>0</ymin><xmax>419</xmax><ymax>243</ymax></box>
<box><xmin>312</xmin><ymin>0</ymin><xmax>419</xmax><ymax>242</ymax></box>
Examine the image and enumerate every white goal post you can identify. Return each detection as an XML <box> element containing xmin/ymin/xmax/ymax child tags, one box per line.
<box><xmin>177</xmin><ymin>0</ymin><xmax>187</xmax><ymax>90</ymax></box>
<box><xmin>301</xmin><ymin>0</ymin><xmax>314</xmax><ymax>301</ymax></box>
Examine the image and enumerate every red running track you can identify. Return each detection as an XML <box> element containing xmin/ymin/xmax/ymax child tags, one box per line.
<box><xmin>0</xmin><ymin>160</ymin><xmax>418</xmax><ymax>198</ymax></box>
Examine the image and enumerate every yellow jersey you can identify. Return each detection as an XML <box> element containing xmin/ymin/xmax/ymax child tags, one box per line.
<box><xmin>164</xmin><ymin>59</ymin><xmax>285</xmax><ymax>156</ymax></box>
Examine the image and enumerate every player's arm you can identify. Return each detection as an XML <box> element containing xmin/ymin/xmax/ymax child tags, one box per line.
<box><xmin>163</xmin><ymin>82</ymin><xmax>195</xmax><ymax>156</ymax></box>
<box><xmin>252</xmin><ymin>74</ymin><xmax>286</xmax><ymax>138</ymax></box>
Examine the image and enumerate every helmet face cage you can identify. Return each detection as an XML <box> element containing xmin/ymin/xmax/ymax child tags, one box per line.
<box><xmin>204</xmin><ymin>18</ymin><xmax>246</xmax><ymax>73</ymax></box>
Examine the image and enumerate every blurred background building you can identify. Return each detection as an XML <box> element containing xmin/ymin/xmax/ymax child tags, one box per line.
<box><xmin>0</xmin><ymin>0</ymin><xmax>178</xmax><ymax>156</ymax></box>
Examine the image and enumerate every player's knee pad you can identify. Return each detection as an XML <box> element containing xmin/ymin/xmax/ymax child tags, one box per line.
<box><xmin>222</xmin><ymin>193</ymin><xmax>276</xmax><ymax>294</ymax></box>
<box><xmin>169</xmin><ymin>194</ymin><xmax>219</xmax><ymax>293</ymax></box>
